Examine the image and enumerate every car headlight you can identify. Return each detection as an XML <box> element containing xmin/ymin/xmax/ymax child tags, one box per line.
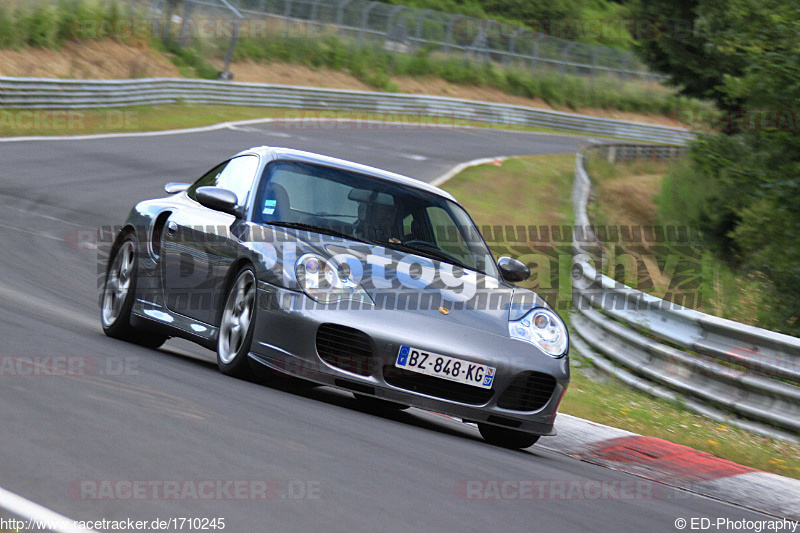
<box><xmin>508</xmin><ymin>308</ymin><xmax>568</xmax><ymax>358</ymax></box>
<box><xmin>295</xmin><ymin>253</ymin><xmax>373</xmax><ymax>305</ymax></box>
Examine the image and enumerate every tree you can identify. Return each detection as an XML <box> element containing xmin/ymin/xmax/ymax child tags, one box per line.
<box><xmin>630</xmin><ymin>0</ymin><xmax>746</xmax><ymax>109</ymax></box>
<box><xmin>657</xmin><ymin>0</ymin><xmax>800</xmax><ymax>332</ymax></box>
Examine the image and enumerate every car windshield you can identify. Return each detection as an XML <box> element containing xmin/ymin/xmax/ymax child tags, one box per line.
<box><xmin>253</xmin><ymin>160</ymin><xmax>499</xmax><ymax>277</ymax></box>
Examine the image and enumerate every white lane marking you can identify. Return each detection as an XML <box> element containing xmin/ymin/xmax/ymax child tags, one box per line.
<box><xmin>0</xmin><ymin>117</ymin><xmax>273</xmax><ymax>143</ymax></box>
<box><xmin>0</xmin><ymin>220</ymin><xmax>62</xmax><ymax>240</ymax></box>
<box><xmin>228</xmin><ymin>125</ymin><xmax>293</xmax><ymax>137</ymax></box>
<box><xmin>0</xmin><ymin>117</ymin><xmax>585</xmax><ymax>143</ymax></box>
<box><xmin>400</xmin><ymin>154</ymin><xmax>428</xmax><ymax>161</ymax></box>
<box><xmin>3</xmin><ymin>205</ymin><xmax>89</xmax><ymax>227</ymax></box>
<box><xmin>0</xmin><ymin>485</ymin><xmax>98</xmax><ymax>533</ymax></box>
<box><xmin>430</xmin><ymin>156</ymin><xmax>512</xmax><ymax>187</ymax></box>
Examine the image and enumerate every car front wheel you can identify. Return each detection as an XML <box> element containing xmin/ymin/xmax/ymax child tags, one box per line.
<box><xmin>217</xmin><ymin>266</ymin><xmax>257</xmax><ymax>378</ymax></box>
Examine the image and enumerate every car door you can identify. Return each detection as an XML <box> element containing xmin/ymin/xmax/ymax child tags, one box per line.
<box><xmin>161</xmin><ymin>155</ymin><xmax>260</xmax><ymax>325</ymax></box>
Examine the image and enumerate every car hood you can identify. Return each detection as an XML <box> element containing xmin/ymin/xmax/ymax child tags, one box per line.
<box><xmin>247</xmin><ymin>226</ymin><xmax>549</xmax><ymax>337</ymax></box>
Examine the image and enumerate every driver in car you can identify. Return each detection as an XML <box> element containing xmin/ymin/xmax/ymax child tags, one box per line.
<box><xmin>358</xmin><ymin>197</ymin><xmax>402</xmax><ymax>244</ymax></box>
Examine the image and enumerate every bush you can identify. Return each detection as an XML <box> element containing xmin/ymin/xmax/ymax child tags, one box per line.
<box><xmin>0</xmin><ymin>5</ymin><xmax>16</xmax><ymax>48</ymax></box>
<box><xmin>657</xmin><ymin>133</ymin><xmax>800</xmax><ymax>335</ymax></box>
<box><xmin>0</xmin><ymin>0</ymin><xmax>129</xmax><ymax>49</ymax></box>
<box><xmin>18</xmin><ymin>4</ymin><xmax>59</xmax><ymax>48</ymax></box>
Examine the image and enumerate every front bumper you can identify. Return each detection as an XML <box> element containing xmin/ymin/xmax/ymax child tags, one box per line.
<box><xmin>249</xmin><ymin>284</ymin><xmax>570</xmax><ymax>436</ymax></box>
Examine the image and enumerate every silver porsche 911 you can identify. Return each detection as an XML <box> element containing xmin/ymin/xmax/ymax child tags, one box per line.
<box><xmin>100</xmin><ymin>146</ymin><xmax>570</xmax><ymax>448</ymax></box>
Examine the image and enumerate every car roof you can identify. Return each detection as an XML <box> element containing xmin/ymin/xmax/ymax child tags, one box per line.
<box><xmin>234</xmin><ymin>146</ymin><xmax>457</xmax><ymax>202</ymax></box>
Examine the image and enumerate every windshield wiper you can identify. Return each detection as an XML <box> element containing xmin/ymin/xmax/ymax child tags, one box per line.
<box><xmin>267</xmin><ymin>221</ymin><xmax>371</xmax><ymax>245</ymax></box>
<box><xmin>380</xmin><ymin>241</ymin><xmax>484</xmax><ymax>275</ymax></box>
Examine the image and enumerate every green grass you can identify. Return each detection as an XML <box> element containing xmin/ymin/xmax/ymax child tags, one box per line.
<box><xmin>561</xmin><ymin>363</ymin><xmax>800</xmax><ymax>478</ymax></box>
<box><xmin>442</xmin><ymin>155</ymin><xmax>575</xmax><ymax>312</ymax></box>
<box><xmin>440</xmin><ymin>153</ymin><xmax>800</xmax><ymax>479</ymax></box>
<box><xmin>0</xmin><ymin>103</ymin><xmax>615</xmax><ymax>138</ymax></box>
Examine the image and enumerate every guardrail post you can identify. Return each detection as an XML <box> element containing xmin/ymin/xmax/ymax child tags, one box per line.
<box><xmin>310</xmin><ymin>0</ymin><xmax>322</xmax><ymax>30</ymax></box>
<box><xmin>415</xmin><ymin>9</ymin><xmax>431</xmax><ymax>41</ymax></box>
<box><xmin>178</xmin><ymin>0</ymin><xmax>194</xmax><ymax>47</ymax></box>
<box><xmin>386</xmin><ymin>4</ymin><xmax>404</xmax><ymax>33</ymax></box>
<box><xmin>508</xmin><ymin>27</ymin><xmax>522</xmax><ymax>67</ymax></box>
<box><xmin>282</xmin><ymin>0</ymin><xmax>293</xmax><ymax>35</ymax></box>
<box><xmin>561</xmin><ymin>41</ymin><xmax>577</xmax><ymax>75</ymax></box>
<box><xmin>335</xmin><ymin>0</ymin><xmax>351</xmax><ymax>27</ymax></box>
<box><xmin>620</xmin><ymin>54</ymin><xmax>629</xmax><ymax>81</ymax></box>
<box><xmin>530</xmin><ymin>34</ymin><xmax>542</xmax><ymax>72</ymax></box>
<box><xmin>358</xmin><ymin>2</ymin><xmax>379</xmax><ymax>47</ymax></box>
<box><xmin>445</xmin><ymin>14</ymin><xmax>463</xmax><ymax>56</ymax></box>
<box><xmin>162</xmin><ymin>0</ymin><xmax>178</xmax><ymax>41</ymax></box>
<box><xmin>217</xmin><ymin>0</ymin><xmax>244</xmax><ymax>80</ymax></box>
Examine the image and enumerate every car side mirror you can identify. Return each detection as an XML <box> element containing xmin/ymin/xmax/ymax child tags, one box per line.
<box><xmin>195</xmin><ymin>186</ymin><xmax>242</xmax><ymax>218</ymax></box>
<box><xmin>164</xmin><ymin>182</ymin><xmax>190</xmax><ymax>194</ymax></box>
<box><xmin>498</xmin><ymin>256</ymin><xmax>530</xmax><ymax>282</ymax></box>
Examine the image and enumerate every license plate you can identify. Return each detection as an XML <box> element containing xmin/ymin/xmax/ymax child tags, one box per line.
<box><xmin>395</xmin><ymin>345</ymin><xmax>495</xmax><ymax>389</ymax></box>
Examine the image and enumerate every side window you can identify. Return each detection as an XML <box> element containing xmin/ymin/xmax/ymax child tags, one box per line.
<box><xmin>262</xmin><ymin>165</ymin><xmax>360</xmax><ymax>223</ymax></box>
<box><xmin>187</xmin><ymin>155</ymin><xmax>260</xmax><ymax>208</ymax></box>
<box><xmin>187</xmin><ymin>161</ymin><xmax>227</xmax><ymax>199</ymax></box>
<box><xmin>216</xmin><ymin>155</ymin><xmax>259</xmax><ymax>207</ymax></box>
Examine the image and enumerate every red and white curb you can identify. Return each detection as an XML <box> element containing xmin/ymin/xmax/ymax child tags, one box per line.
<box><xmin>544</xmin><ymin>414</ymin><xmax>800</xmax><ymax>520</ymax></box>
<box><xmin>422</xmin><ymin>410</ymin><xmax>799</xmax><ymax>519</ymax></box>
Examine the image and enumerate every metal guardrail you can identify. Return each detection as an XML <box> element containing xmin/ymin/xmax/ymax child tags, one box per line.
<box><xmin>0</xmin><ymin>77</ymin><xmax>693</xmax><ymax>145</ymax></box>
<box><xmin>571</xmin><ymin>144</ymin><xmax>800</xmax><ymax>442</ymax></box>
<box><xmin>167</xmin><ymin>0</ymin><xmax>664</xmax><ymax>81</ymax></box>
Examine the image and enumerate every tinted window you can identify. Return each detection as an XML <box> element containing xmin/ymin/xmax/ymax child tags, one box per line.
<box><xmin>254</xmin><ymin>161</ymin><xmax>498</xmax><ymax>276</ymax></box>
<box><xmin>188</xmin><ymin>155</ymin><xmax>259</xmax><ymax>208</ymax></box>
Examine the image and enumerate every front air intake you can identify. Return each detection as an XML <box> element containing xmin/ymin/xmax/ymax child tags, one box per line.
<box><xmin>496</xmin><ymin>371</ymin><xmax>557</xmax><ymax>411</ymax></box>
<box><xmin>316</xmin><ymin>323</ymin><xmax>375</xmax><ymax>376</ymax></box>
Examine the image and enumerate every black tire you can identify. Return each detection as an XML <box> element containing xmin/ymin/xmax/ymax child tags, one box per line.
<box><xmin>100</xmin><ymin>233</ymin><xmax>167</xmax><ymax>349</ymax></box>
<box><xmin>478</xmin><ymin>423</ymin><xmax>539</xmax><ymax>449</ymax></box>
<box><xmin>354</xmin><ymin>393</ymin><xmax>410</xmax><ymax>412</ymax></box>
<box><xmin>217</xmin><ymin>266</ymin><xmax>257</xmax><ymax>378</ymax></box>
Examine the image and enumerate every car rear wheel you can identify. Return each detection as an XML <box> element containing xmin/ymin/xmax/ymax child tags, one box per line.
<box><xmin>217</xmin><ymin>266</ymin><xmax>257</xmax><ymax>378</ymax></box>
<box><xmin>478</xmin><ymin>423</ymin><xmax>539</xmax><ymax>449</ymax></box>
<box><xmin>101</xmin><ymin>233</ymin><xmax>167</xmax><ymax>349</ymax></box>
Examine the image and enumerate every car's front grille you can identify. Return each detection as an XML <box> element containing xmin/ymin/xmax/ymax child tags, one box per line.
<box><xmin>382</xmin><ymin>366</ymin><xmax>495</xmax><ymax>405</ymax></box>
<box><xmin>316</xmin><ymin>323</ymin><xmax>375</xmax><ymax>376</ymax></box>
<box><xmin>496</xmin><ymin>371</ymin><xmax>557</xmax><ymax>411</ymax></box>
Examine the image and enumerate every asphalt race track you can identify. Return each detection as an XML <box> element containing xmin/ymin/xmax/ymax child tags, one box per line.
<box><xmin>0</xmin><ymin>122</ymin><xmax>777</xmax><ymax>531</ymax></box>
